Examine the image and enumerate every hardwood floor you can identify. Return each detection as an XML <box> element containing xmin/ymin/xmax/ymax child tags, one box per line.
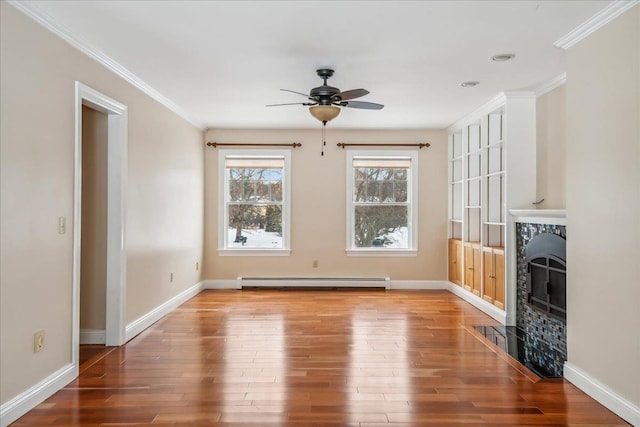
<box><xmin>14</xmin><ymin>290</ymin><xmax>628</xmax><ymax>426</ymax></box>
<box><xmin>78</xmin><ymin>345</ymin><xmax>105</xmax><ymax>367</ymax></box>
<box><xmin>78</xmin><ymin>345</ymin><xmax>117</xmax><ymax>375</ymax></box>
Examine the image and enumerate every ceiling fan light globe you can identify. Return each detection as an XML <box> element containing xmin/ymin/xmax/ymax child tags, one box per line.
<box><xmin>309</xmin><ymin>105</ymin><xmax>340</xmax><ymax>123</ymax></box>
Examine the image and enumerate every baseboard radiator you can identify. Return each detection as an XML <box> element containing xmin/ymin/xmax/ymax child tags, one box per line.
<box><xmin>239</xmin><ymin>276</ymin><xmax>390</xmax><ymax>289</ymax></box>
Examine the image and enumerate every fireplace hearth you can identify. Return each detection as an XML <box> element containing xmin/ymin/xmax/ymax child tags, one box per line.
<box><xmin>473</xmin><ymin>325</ymin><xmax>564</xmax><ymax>378</ymax></box>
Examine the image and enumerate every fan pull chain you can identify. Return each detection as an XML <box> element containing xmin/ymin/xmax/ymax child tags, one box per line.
<box><xmin>321</xmin><ymin>122</ymin><xmax>326</xmax><ymax>156</ymax></box>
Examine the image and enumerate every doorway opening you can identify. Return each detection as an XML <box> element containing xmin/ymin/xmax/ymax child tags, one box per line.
<box><xmin>73</xmin><ymin>82</ymin><xmax>128</xmax><ymax>373</ymax></box>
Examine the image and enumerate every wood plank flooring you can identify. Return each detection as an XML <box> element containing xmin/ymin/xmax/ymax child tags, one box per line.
<box><xmin>14</xmin><ymin>290</ymin><xmax>629</xmax><ymax>426</ymax></box>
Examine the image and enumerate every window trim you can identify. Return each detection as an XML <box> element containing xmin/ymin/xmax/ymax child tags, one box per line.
<box><xmin>218</xmin><ymin>148</ymin><xmax>291</xmax><ymax>256</ymax></box>
<box><xmin>345</xmin><ymin>149</ymin><xmax>418</xmax><ymax>256</ymax></box>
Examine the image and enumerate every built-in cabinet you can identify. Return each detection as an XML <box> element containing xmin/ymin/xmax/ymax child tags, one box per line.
<box><xmin>463</xmin><ymin>242</ymin><xmax>481</xmax><ymax>296</ymax></box>
<box><xmin>482</xmin><ymin>246</ymin><xmax>504</xmax><ymax>309</ymax></box>
<box><xmin>448</xmin><ymin>238</ymin><xmax>462</xmax><ymax>286</ymax></box>
<box><xmin>447</xmin><ymin>93</ymin><xmax>536</xmax><ymax>323</ymax></box>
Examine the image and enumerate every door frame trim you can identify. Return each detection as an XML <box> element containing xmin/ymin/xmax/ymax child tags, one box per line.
<box><xmin>73</xmin><ymin>82</ymin><xmax>128</xmax><ymax>367</ymax></box>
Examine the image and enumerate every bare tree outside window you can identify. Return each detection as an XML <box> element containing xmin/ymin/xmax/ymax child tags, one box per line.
<box><xmin>227</xmin><ymin>165</ymin><xmax>284</xmax><ymax>248</ymax></box>
<box><xmin>352</xmin><ymin>161</ymin><xmax>411</xmax><ymax>248</ymax></box>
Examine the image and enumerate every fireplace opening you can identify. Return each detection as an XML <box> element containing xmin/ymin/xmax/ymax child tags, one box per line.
<box><xmin>526</xmin><ymin>233</ymin><xmax>566</xmax><ymax>320</ymax></box>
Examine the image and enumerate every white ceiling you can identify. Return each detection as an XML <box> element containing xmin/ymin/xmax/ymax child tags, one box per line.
<box><xmin>21</xmin><ymin>0</ymin><xmax>612</xmax><ymax>129</ymax></box>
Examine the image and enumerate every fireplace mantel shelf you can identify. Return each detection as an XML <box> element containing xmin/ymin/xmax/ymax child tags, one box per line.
<box><xmin>509</xmin><ymin>209</ymin><xmax>566</xmax><ymax>225</ymax></box>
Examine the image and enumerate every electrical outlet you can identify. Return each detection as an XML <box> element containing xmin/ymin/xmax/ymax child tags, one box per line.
<box><xmin>58</xmin><ymin>217</ymin><xmax>66</xmax><ymax>234</ymax></box>
<box><xmin>34</xmin><ymin>330</ymin><xmax>44</xmax><ymax>352</ymax></box>
<box><xmin>312</xmin><ymin>260</ymin><xmax>319</xmax><ymax>268</ymax></box>
<box><xmin>170</xmin><ymin>273</ymin><xmax>174</xmax><ymax>283</ymax></box>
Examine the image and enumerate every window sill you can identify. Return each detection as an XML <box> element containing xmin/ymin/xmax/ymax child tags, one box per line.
<box><xmin>345</xmin><ymin>249</ymin><xmax>417</xmax><ymax>257</ymax></box>
<box><xmin>218</xmin><ymin>249</ymin><xmax>291</xmax><ymax>257</ymax></box>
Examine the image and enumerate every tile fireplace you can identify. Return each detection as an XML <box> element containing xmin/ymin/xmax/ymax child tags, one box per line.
<box><xmin>516</xmin><ymin>221</ymin><xmax>566</xmax><ymax>377</ymax></box>
<box><xmin>476</xmin><ymin>210</ymin><xmax>567</xmax><ymax>378</ymax></box>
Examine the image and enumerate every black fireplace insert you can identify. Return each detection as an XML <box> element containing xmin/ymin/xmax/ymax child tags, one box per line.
<box><xmin>525</xmin><ymin>233</ymin><xmax>566</xmax><ymax>320</ymax></box>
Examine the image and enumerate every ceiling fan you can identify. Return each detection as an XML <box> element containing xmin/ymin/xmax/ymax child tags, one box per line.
<box><xmin>267</xmin><ymin>68</ymin><xmax>384</xmax><ymax>125</ymax></box>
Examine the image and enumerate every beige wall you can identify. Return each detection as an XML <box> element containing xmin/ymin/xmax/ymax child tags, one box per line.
<box><xmin>566</xmin><ymin>4</ymin><xmax>639</xmax><ymax>407</ymax></box>
<box><xmin>204</xmin><ymin>128</ymin><xmax>448</xmax><ymax>281</ymax></box>
<box><xmin>0</xmin><ymin>3</ymin><xmax>204</xmax><ymax>405</ymax></box>
<box><xmin>80</xmin><ymin>106</ymin><xmax>108</xmax><ymax>330</ymax></box>
<box><xmin>536</xmin><ymin>85</ymin><xmax>566</xmax><ymax>209</ymax></box>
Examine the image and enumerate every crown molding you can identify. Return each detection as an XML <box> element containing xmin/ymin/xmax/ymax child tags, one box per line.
<box><xmin>533</xmin><ymin>73</ymin><xmax>567</xmax><ymax>97</ymax></box>
<box><xmin>502</xmin><ymin>90</ymin><xmax>537</xmax><ymax>99</ymax></box>
<box><xmin>447</xmin><ymin>92</ymin><xmax>505</xmax><ymax>133</ymax></box>
<box><xmin>7</xmin><ymin>1</ymin><xmax>206</xmax><ymax>130</ymax></box>
<box><xmin>554</xmin><ymin>0</ymin><xmax>639</xmax><ymax>49</ymax></box>
<box><xmin>446</xmin><ymin>91</ymin><xmax>535</xmax><ymax>133</ymax></box>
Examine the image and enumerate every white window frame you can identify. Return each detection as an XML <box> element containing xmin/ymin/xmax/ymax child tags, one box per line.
<box><xmin>218</xmin><ymin>149</ymin><xmax>291</xmax><ymax>256</ymax></box>
<box><xmin>346</xmin><ymin>149</ymin><xmax>418</xmax><ymax>256</ymax></box>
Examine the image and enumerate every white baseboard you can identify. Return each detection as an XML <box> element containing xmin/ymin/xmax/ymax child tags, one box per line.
<box><xmin>79</xmin><ymin>329</ymin><xmax>105</xmax><ymax>345</ymax></box>
<box><xmin>564</xmin><ymin>362</ymin><xmax>640</xmax><ymax>426</ymax></box>
<box><xmin>0</xmin><ymin>363</ymin><xmax>77</xmax><ymax>427</ymax></box>
<box><xmin>125</xmin><ymin>281</ymin><xmax>204</xmax><ymax>341</ymax></box>
<box><xmin>446</xmin><ymin>282</ymin><xmax>507</xmax><ymax>324</ymax></box>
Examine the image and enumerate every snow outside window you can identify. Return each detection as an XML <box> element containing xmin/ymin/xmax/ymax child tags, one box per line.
<box><xmin>218</xmin><ymin>149</ymin><xmax>291</xmax><ymax>255</ymax></box>
<box><xmin>346</xmin><ymin>150</ymin><xmax>418</xmax><ymax>256</ymax></box>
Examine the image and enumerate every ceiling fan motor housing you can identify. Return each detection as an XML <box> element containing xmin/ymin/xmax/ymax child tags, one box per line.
<box><xmin>311</xmin><ymin>68</ymin><xmax>342</xmax><ymax>104</ymax></box>
<box><xmin>310</xmin><ymin>85</ymin><xmax>341</xmax><ymax>104</ymax></box>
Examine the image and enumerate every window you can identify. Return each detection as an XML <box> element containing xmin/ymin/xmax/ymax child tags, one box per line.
<box><xmin>219</xmin><ymin>149</ymin><xmax>291</xmax><ymax>255</ymax></box>
<box><xmin>346</xmin><ymin>150</ymin><xmax>418</xmax><ymax>255</ymax></box>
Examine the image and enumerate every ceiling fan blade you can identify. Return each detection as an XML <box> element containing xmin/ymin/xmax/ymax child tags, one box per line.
<box><xmin>341</xmin><ymin>100</ymin><xmax>384</xmax><ymax>110</ymax></box>
<box><xmin>338</xmin><ymin>88</ymin><xmax>369</xmax><ymax>101</ymax></box>
<box><xmin>280</xmin><ymin>89</ymin><xmax>314</xmax><ymax>99</ymax></box>
<box><xmin>266</xmin><ymin>102</ymin><xmax>316</xmax><ymax>107</ymax></box>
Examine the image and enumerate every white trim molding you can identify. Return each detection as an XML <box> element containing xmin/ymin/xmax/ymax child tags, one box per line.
<box><xmin>7</xmin><ymin>1</ymin><xmax>204</xmax><ymax>130</ymax></box>
<box><xmin>510</xmin><ymin>209</ymin><xmax>567</xmax><ymax>226</ymax></box>
<box><xmin>446</xmin><ymin>91</ymin><xmax>536</xmax><ymax>133</ymax></box>
<box><xmin>554</xmin><ymin>0</ymin><xmax>640</xmax><ymax>49</ymax></box>
<box><xmin>532</xmin><ymin>73</ymin><xmax>567</xmax><ymax>97</ymax></box>
<box><xmin>447</xmin><ymin>282</ymin><xmax>507</xmax><ymax>324</ymax></box>
<box><xmin>79</xmin><ymin>329</ymin><xmax>106</xmax><ymax>345</ymax></box>
<box><xmin>74</xmin><ymin>82</ymin><xmax>128</xmax><ymax>362</ymax></box>
<box><xmin>125</xmin><ymin>282</ymin><xmax>204</xmax><ymax>341</ymax></box>
<box><xmin>447</xmin><ymin>93</ymin><xmax>507</xmax><ymax>133</ymax></box>
<box><xmin>0</xmin><ymin>364</ymin><xmax>76</xmax><ymax>427</ymax></box>
<box><xmin>564</xmin><ymin>362</ymin><xmax>640</xmax><ymax>426</ymax></box>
